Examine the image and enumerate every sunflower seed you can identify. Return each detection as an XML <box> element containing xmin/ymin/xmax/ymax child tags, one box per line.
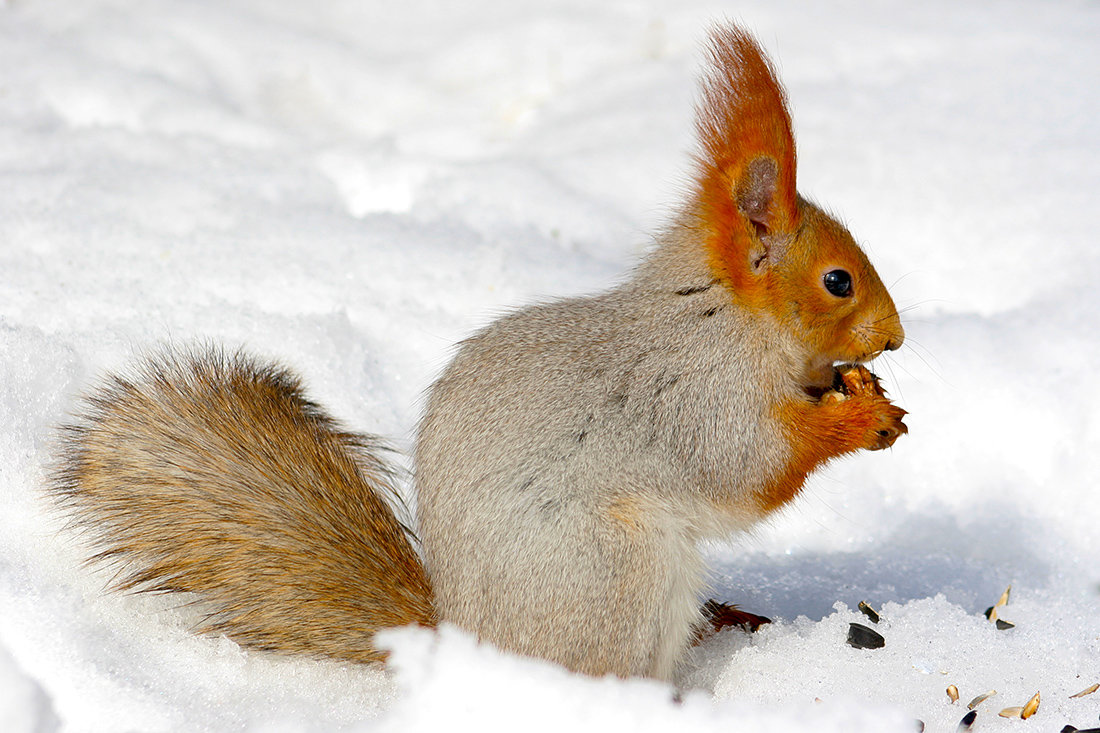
<box><xmin>1070</xmin><ymin>683</ymin><xmax>1098</xmax><ymax>698</ymax></box>
<box><xmin>846</xmin><ymin>622</ymin><xmax>885</xmax><ymax>650</ymax></box>
<box><xmin>858</xmin><ymin>601</ymin><xmax>880</xmax><ymax>624</ymax></box>
<box><xmin>987</xmin><ymin>585</ymin><xmax>1012</xmax><ymax>621</ymax></box>
<box><xmin>967</xmin><ymin>690</ymin><xmax>996</xmax><ymax>710</ymax></box>
<box><xmin>1022</xmin><ymin>692</ymin><xmax>1040</xmax><ymax>719</ymax></box>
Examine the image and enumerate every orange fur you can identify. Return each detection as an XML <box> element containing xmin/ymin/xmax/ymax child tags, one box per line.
<box><xmin>693</xmin><ymin>26</ymin><xmax>906</xmax><ymax>517</ymax></box>
<box><xmin>758</xmin><ymin>368</ymin><xmax>907</xmax><ymax>513</ymax></box>
<box><xmin>49</xmin><ymin>23</ymin><xmax>906</xmax><ymax>677</ymax></box>
<box><xmin>694</xmin><ymin>25</ymin><xmax>799</xmax><ymax>305</ymax></box>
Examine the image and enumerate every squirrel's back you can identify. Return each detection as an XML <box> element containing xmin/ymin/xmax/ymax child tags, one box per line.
<box><xmin>53</xmin><ymin>348</ymin><xmax>434</xmax><ymax>663</ymax></box>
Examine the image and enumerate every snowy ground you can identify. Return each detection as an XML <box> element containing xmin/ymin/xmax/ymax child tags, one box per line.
<box><xmin>2</xmin><ymin>1</ymin><xmax>1098</xmax><ymax>731</ymax></box>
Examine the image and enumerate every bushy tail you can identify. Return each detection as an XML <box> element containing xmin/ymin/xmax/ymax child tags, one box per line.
<box><xmin>52</xmin><ymin>348</ymin><xmax>435</xmax><ymax>663</ymax></box>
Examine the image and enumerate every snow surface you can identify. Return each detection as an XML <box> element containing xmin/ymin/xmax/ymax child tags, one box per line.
<box><xmin>2</xmin><ymin>0</ymin><xmax>1098</xmax><ymax>731</ymax></box>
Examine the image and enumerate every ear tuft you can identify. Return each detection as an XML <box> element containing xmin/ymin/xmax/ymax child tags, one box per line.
<box><xmin>691</xmin><ymin>23</ymin><xmax>801</xmax><ymax>294</ymax></box>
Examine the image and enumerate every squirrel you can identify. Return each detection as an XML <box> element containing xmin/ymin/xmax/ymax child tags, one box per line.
<box><xmin>51</xmin><ymin>23</ymin><xmax>906</xmax><ymax>682</ymax></box>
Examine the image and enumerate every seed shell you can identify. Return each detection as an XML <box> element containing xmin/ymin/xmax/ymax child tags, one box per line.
<box><xmin>956</xmin><ymin>710</ymin><xmax>978</xmax><ymax>731</ymax></box>
<box><xmin>1070</xmin><ymin>683</ymin><xmax>1099</xmax><ymax>698</ymax></box>
<box><xmin>995</xmin><ymin>619</ymin><xmax>1015</xmax><ymax>630</ymax></box>
<box><xmin>846</xmin><ymin>622</ymin><xmax>885</xmax><ymax>650</ymax></box>
<box><xmin>986</xmin><ymin>585</ymin><xmax>1012</xmax><ymax>622</ymax></box>
<box><xmin>1021</xmin><ymin>691</ymin><xmax>1040</xmax><ymax>719</ymax></box>
<box><xmin>858</xmin><ymin>601</ymin><xmax>881</xmax><ymax>624</ymax></box>
<box><xmin>999</xmin><ymin>706</ymin><xmax>1024</xmax><ymax>718</ymax></box>
<box><xmin>967</xmin><ymin>690</ymin><xmax>996</xmax><ymax>710</ymax></box>
<box><xmin>947</xmin><ymin>685</ymin><xmax>959</xmax><ymax>703</ymax></box>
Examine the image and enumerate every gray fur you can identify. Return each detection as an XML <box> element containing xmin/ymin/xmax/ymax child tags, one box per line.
<box><xmin>417</xmin><ymin>211</ymin><xmax>806</xmax><ymax>679</ymax></box>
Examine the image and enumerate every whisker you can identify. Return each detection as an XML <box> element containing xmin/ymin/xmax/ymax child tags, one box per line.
<box><xmin>876</xmin><ymin>357</ymin><xmax>905</xmax><ymax>403</ymax></box>
<box><xmin>899</xmin><ymin>298</ymin><xmax>949</xmax><ymax>309</ymax></box>
<box><xmin>897</xmin><ymin>339</ymin><xmax>945</xmax><ymax>383</ymax></box>
<box><xmin>890</xmin><ymin>272</ymin><xmax>918</xmax><ymax>289</ymax></box>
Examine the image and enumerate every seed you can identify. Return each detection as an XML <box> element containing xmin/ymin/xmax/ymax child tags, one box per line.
<box><xmin>967</xmin><ymin>690</ymin><xmax>996</xmax><ymax>710</ymax></box>
<box><xmin>985</xmin><ymin>584</ymin><xmax>1012</xmax><ymax>621</ymax></box>
<box><xmin>1021</xmin><ymin>692</ymin><xmax>1040</xmax><ymax>719</ymax></box>
<box><xmin>999</xmin><ymin>706</ymin><xmax>1024</xmax><ymax>718</ymax></box>
<box><xmin>995</xmin><ymin>619</ymin><xmax>1015</xmax><ymax>630</ymax></box>
<box><xmin>947</xmin><ymin>685</ymin><xmax>959</xmax><ymax>703</ymax></box>
<box><xmin>956</xmin><ymin>710</ymin><xmax>978</xmax><ymax>731</ymax></box>
<box><xmin>858</xmin><ymin>601</ymin><xmax>880</xmax><ymax>624</ymax></box>
<box><xmin>1060</xmin><ymin>726</ymin><xmax>1077</xmax><ymax>733</ymax></box>
<box><xmin>846</xmin><ymin>622</ymin><xmax>885</xmax><ymax>650</ymax></box>
<box><xmin>1070</xmin><ymin>683</ymin><xmax>1099</xmax><ymax>698</ymax></box>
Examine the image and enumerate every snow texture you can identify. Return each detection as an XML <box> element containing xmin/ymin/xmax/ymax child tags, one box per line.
<box><xmin>2</xmin><ymin>0</ymin><xmax>1098</xmax><ymax>731</ymax></box>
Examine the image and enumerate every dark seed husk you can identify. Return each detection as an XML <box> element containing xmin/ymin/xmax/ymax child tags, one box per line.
<box><xmin>846</xmin><ymin>622</ymin><xmax>885</xmax><ymax>649</ymax></box>
<box><xmin>995</xmin><ymin>619</ymin><xmax>1015</xmax><ymax>630</ymax></box>
<box><xmin>957</xmin><ymin>710</ymin><xmax>978</xmax><ymax>731</ymax></box>
<box><xmin>858</xmin><ymin>601</ymin><xmax>881</xmax><ymax>624</ymax></box>
<box><xmin>984</xmin><ymin>606</ymin><xmax>995</xmax><ymax>619</ymax></box>
<box><xmin>1060</xmin><ymin>726</ymin><xmax>1077</xmax><ymax>733</ymax></box>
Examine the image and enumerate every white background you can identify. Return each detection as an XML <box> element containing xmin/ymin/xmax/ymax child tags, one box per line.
<box><xmin>1</xmin><ymin>1</ymin><xmax>1097</xmax><ymax>731</ymax></box>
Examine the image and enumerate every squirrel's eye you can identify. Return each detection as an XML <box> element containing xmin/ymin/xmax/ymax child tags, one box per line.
<box><xmin>823</xmin><ymin>269</ymin><xmax>853</xmax><ymax>298</ymax></box>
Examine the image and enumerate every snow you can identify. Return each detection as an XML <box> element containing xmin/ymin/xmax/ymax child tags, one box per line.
<box><xmin>2</xmin><ymin>0</ymin><xmax>1098</xmax><ymax>731</ymax></box>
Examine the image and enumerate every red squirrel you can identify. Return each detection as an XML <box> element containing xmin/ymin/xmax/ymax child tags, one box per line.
<box><xmin>53</xmin><ymin>23</ymin><xmax>906</xmax><ymax>680</ymax></box>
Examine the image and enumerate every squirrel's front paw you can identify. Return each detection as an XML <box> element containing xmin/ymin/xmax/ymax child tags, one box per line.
<box><xmin>864</xmin><ymin>401</ymin><xmax>908</xmax><ymax>450</ymax></box>
<box><xmin>824</xmin><ymin>365</ymin><xmax>907</xmax><ymax>450</ymax></box>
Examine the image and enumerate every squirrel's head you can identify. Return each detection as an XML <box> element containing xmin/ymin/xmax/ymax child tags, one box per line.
<box><xmin>757</xmin><ymin>195</ymin><xmax>904</xmax><ymax>388</ymax></box>
<box><xmin>693</xmin><ymin>24</ymin><xmax>903</xmax><ymax>388</ymax></box>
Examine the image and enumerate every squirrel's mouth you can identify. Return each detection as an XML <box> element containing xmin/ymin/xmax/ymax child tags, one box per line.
<box><xmin>802</xmin><ymin>360</ymin><xmax>857</xmax><ymax>399</ymax></box>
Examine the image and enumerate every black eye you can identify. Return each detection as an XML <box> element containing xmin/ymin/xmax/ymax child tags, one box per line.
<box><xmin>823</xmin><ymin>269</ymin><xmax>853</xmax><ymax>298</ymax></box>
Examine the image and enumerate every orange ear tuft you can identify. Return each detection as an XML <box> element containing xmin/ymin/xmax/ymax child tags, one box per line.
<box><xmin>693</xmin><ymin>24</ymin><xmax>799</xmax><ymax>294</ymax></box>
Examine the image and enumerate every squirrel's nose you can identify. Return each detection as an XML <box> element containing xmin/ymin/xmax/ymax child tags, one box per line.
<box><xmin>879</xmin><ymin>313</ymin><xmax>904</xmax><ymax>352</ymax></box>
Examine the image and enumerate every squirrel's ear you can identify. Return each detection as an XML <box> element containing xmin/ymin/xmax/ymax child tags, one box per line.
<box><xmin>693</xmin><ymin>24</ymin><xmax>800</xmax><ymax>286</ymax></box>
<box><xmin>735</xmin><ymin>155</ymin><xmax>780</xmax><ymax>233</ymax></box>
<box><xmin>737</xmin><ymin>155</ymin><xmax>789</xmax><ymax>273</ymax></box>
